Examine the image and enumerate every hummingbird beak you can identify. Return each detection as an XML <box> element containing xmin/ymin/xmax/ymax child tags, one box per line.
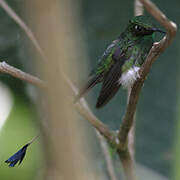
<box><xmin>151</xmin><ymin>28</ymin><xmax>166</xmax><ymax>34</ymax></box>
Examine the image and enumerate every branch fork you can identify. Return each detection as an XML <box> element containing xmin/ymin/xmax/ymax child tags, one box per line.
<box><xmin>0</xmin><ymin>0</ymin><xmax>177</xmax><ymax>180</ymax></box>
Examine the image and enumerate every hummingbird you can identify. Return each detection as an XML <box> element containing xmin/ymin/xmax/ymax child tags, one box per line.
<box><xmin>75</xmin><ymin>16</ymin><xmax>165</xmax><ymax>108</ymax></box>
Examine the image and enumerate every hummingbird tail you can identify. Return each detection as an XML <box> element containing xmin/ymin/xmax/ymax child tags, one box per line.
<box><xmin>74</xmin><ymin>74</ymin><xmax>102</xmax><ymax>103</ymax></box>
<box><xmin>96</xmin><ymin>84</ymin><xmax>121</xmax><ymax>108</ymax></box>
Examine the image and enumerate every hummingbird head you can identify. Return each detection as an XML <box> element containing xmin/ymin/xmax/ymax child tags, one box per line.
<box><xmin>126</xmin><ymin>15</ymin><xmax>165</xmax><ymax>37</ymax></box>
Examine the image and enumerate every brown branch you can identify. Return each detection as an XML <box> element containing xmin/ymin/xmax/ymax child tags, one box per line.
<box><xmin>0</xmin><ymin>0</ymin><xmax>177</xmax><ymax>180</ymax></box>
<box><xmin>63</xmin><ymin>74</ymin><xmax>115</xmax><ymax>143</ymax></box>
<box><xmin>0</xmin><ymin>61</ymin><xmax>46</xmax><ymax>89</ymax></box>
<box><xmin>28</xmin><ymin>134</ymin><xmax>39</xmax><ymax>145</ymax></box>
<box><xmin>0</xmin><ymin>2</ymin><xmax>118</xmax><ymax>178</ymax></box>
<box><xmin>0</xmin><ymin>0</ymin><xmax>45</xmax><ymax>59</ymax></box>
<box><xmin>64</xmin><ymin>74</ymin><xmax>118</xmax><ymax>180</ymax></box>
<box><xmin>126</xmin><ymin>88</ymin><xmax>136</xmax><ymax>159</ymax></box>
<box><xmin>75</xmin><ymin>102</ymin><xmax>115</xmax><ymax>142</ymax></box>
<box><xmin>134</xmin><ymin>0</ymin><xmax>143</xmax><ymax>16</ymax></box>
<box><xmin>118</xmin><ymin>0</ymin><xmax>177</xmax><ymax>153</ymax></box>
<box><xmin>95</xmin><ymin>131</ymin><xmax>117</xmax><ymax>180</ymax></box>
<box><xmin>0</xmin><ymin>0</ymin><xmax>115</xmax><ymax>144</ymax></box>
<box><xmin>0</xmin><ymin>61</ymin><xmax>114</xmax><ymax>144</ymax></box>
<box><xmin>0</xmin><ymin>0</ymin><xmax>118</xmax><ymax>180</ymax></box>
<box><xmin>116</xmin><ymin>0</ymin><xmax>177</xmax><ymax>179</ymax></box>
<box><xmin>116</xmin><ymin>1</ymin><xmax>144</xmax><ymax>179</ymax></box>
<box><xmin>0</xmin><ymin>62</ymin><xmax>116</xmax><ymax>180</ymax></box>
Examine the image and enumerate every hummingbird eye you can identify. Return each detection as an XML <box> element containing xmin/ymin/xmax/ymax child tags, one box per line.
<box><xmin>134</xmin><ymin>25</ymin><xmax>143</xmax><ymax>31</ymax></box>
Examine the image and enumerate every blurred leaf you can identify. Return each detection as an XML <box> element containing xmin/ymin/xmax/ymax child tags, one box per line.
<box><xmin>0</xmin><ymin>95</ymin><xmax>44</xmax><ymax>180</ymax></box>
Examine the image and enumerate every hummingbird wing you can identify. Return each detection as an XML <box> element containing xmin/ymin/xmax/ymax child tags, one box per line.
<box><xmin>74</xmin><ymin>39</ymin><xmax>121</xmax><ymax>103</ymax></box>
<box><xmin>96</xmin><ymin>47</ymin><xmax>126</xmax><ymax>108</ymax></box>
<box><xmin>96</xmin><ymin>39</ymin><xmax>120</xmax><ymax>73</ymax></box>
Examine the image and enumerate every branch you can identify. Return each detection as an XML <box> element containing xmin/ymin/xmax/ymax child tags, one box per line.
<box><xmin>0</xmin><ymin>0</ymin><xmax>114</xmax><ymax>144</ymax></box>
<box><xmin>0</xmin><ymin>58</ymin><xmax>117</xmax><ymax>180</ymax></box>
<box><xmin>0</xmin><ymin>61</ymin><xmax>46</xmax><ymax>89</ymax></box>
<box><xmin>0</xmin><ymin>2</ymin><xmax>118</xmax><ymax>179</ymax></box>
<box><xmin>116</xmin><ymin>1</ymin><xmax>177</xmax><ymax>179</ymax></box>
<box><xmin>134</xmin><ymin>0</ymin><xmax>143</xmax><ymax>16</ymax></box>
<box><xmin>127</xmin><ymin>0</ymin><xmax>144</xmax><ymax>158</ymax></box>
<box><xmin>115</xmin><ymin>2</ymin><xmax>144</xmax><ymax>180</ymax></box>
<box><xmin>95</xmin><ymin>131</ymin><xmax>118</xmax><ymax>180</ymax></box>
<box><xmin>0</xmin><ymin>1</ymin><xmax>177</xmax><ymax>180</ymax></box>
<box><xmin>0</xmin><ymin>60</ymin><xmax>115</xmax><ymax>144</ymax></box>
<box><xmin>64</xmin><ymin>75</ymin><xmax>118</xmax><ymax>180</ymax></box>
<box><xmin>0</xmin><ymin>0</ymin><xmax>45</xmax><ymax>59</ymax></box>
<box><xmin>118</xmin><ymin>0</ymin><xmax>177</xmax><ymax>151</ymax></box>
<box><xmin>63</xmin><ymin>74</ymin><xmax>115</xmax><ymax>143</ymax></box>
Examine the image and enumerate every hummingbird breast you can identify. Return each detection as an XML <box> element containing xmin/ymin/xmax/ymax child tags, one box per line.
<box><xmin>119</xmin><ymin>66</ymin><xmax>140</xmax><ymax>88</ymax></box>
<box><xmin>118</xmin><ymin>36</ymin><xmax>153</xmax><ymax>89</ymax></box>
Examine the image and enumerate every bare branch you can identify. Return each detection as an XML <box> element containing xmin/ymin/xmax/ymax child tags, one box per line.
<box><xmin>0</xmin><ymin>0</ymin><xmax>45</xmax><ymax>59</ymax></box>
<box><xmin>118</xmin><ymin>149</ymin><xmax>135</xmax><ymax>180</ymax></box>
<box><xmin>129</xmin><ymin>0</ymin><xmax>144</xmax><ymax>158</ymax></box>
<box><xmin>134</xmin><ymin>0</ymin><xmax>143</xmax><ymax>16</ymax></box>
<box><xmin>116</xmin><ymin>2</ymin><xmax>144</xmax><ymax>179</ymax></box>
<box><xmin>0</xmin><ymin>0</ymin><xmax>177</xmax><ymax>180</ymax></box>
<box><xmin>0</xmin><ymin>1</ymin><xmax>117</xmax><ymax>177</ymax></box>
<box><xmin>64</xmin><ymin>75</ymin><xmax>118</xmax><ymax>180</ymax></box>
<box><xmin>126</xmin><ymin>88</ymin><xmax>136</xmax><ymax>159</ymax></box>
<box><xmin>0</xmin><ymin>61</ymin><xmax>46</xmax><ymax>89</ymax></box>
<box><xmin>28</xmin><ymin>134</ymin><xmax>40</xmax><ymax>145</ymax></box>
<box><xmin>95</xmin><ymin>131</ymin><xmax>117</xmax><ymax>180</ymax></box>
<box><xmin>0</xmin><ymin>0</ymin><xmax>115</xmax><ymax>144</ymax></box>
<box><xmin>116</xmin><ymin>2</ymin><xmax>177</xmax><ymax>179</ymax></box>
<box><xmin>75</xmin><ymin>102</ymin><xmax>115</xmax><ymax>142</ymax></box>
<box><xmin>63</xmin><ymin>74</ymin><xmax>115</xmax><ymax>143</ymax></box>
<box><xmin>140</xmin><ymin>0</ymin><xmax>177</xmax><ymax>48</ymax></box>
<box><xmin>118</xmin><ymin>0</ymin><xmax>177</xmax><ymax>150</ymax></box>
<box><xmin>0</xmin><ymin>61</ymin><xmax>114</xmax><ymax>144</ymax></box>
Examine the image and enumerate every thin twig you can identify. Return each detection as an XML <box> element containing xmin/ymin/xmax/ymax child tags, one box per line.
<box><xmin>95</xmin><ymin>131</ymin><xmax>117</xmax><ymax>180</ymax></box>
<box><xmin>118</xmin><ymin>0</ymin><xmax>177</xmax><ymax>152</ymax></box>
<box><xmin>116</xmin><ymin>0</ymin><xmax>177</xmax><ymax>179</ymax></box>
<box><xmin>140</xmin><ymin>0</ymin><xmax>177</xmax><ymax>47</ymax></box>
<box><xmin>128</xmin><ymin>0</ymin><xmax>144</xmax><ymax>160</ymax></box>
<box><xmin>117</xmin><ymin>2</ymin><xmax>144</xmax><ymax>179</ymax></box>
<box><xmin>134</xmin><ymin>0</ymin><xmax>143</xmax><ymax>16</ymax></box>
<box><xmin>0</xmin><ymin>61</ymin><xmax>46</xmax><ymax>89</ymax></box>
<box><xmin>125</xmin><ymin>0</ymin><xmax>143</xmax><ymax>165</ymax></box>
<box><xmin>0</xmin><ymin>0</ymin><xmax>115</xmax><ymax>144</ymax></box>
<box><xmin>64</xmin><ymin>74</ymin><xmax>118</xmax><ymax>179</ymax></box>
<box><xmin>29</xmin><ymin>134</ymin><xmax>39</xmax><ymax>145</ymax></box>
<box><xmin>75</xmin><ymin>102</ymin><xmax>115</xmax><ymax>142</ymax></box>
<box><xmin>63</xmin><ymin>74</ymin><xmax>115</xmax><ymax>143</ymax></box>
<box><xmin>1</xmin><ymin>60</ymin><xmax>113</xmax><ymax>143</ymax></box>
<box><xmin>0</xmin><ymin>1</ymin><xmax>177</xmax><ymax>180</ymax></box>
<box><xmin>0</xmin><ymin>2</ymin><xmax>118</xmax><ymax>177</ymax></box>
<box><xmin>127</xmin><ymin>88</ymin><xmax>135</xmax><ymax>159</ymax></box>
<box><xmin>0</xmin><ymin>0</ymin><xmax>45</xmax><ymax>59</ymax></box>
<box><xmin>64</xmin><ymin>75</ymin><xmax>117</xmax><ymax>180</ymax></box>
<box><xmin>0</xmin><ymin>61</ymin><xmax>116</xmax><ymax>180</ymax></box>
<box><xmin>0</xmin><ymin>61</ymin><xmax>116</xmax><ymax>179</ymax></box>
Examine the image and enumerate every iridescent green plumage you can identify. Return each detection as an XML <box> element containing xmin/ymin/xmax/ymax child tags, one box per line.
<box><xmin>75</xmin><ymin>15</ymin><xmax>165</xmax><ymax>108</ymax></box>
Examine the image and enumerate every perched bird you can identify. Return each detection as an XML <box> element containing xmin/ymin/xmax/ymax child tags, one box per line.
<box><xmin>75</xmin><ymin>15</ymin><xmax>165</xmax><ymax>108</ymax></box>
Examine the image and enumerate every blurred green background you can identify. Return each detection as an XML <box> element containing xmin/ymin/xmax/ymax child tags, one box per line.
<box><xmin>0</xmin><ymin>0</ymin><xmax>179</xmax><ymax>180</ymax></box>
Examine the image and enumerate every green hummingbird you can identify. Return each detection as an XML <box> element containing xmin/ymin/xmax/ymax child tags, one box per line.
<box><xmin>75</xmin><ymin>15</ymin><xmax>165</xmax><ymax>108</ymax></box>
